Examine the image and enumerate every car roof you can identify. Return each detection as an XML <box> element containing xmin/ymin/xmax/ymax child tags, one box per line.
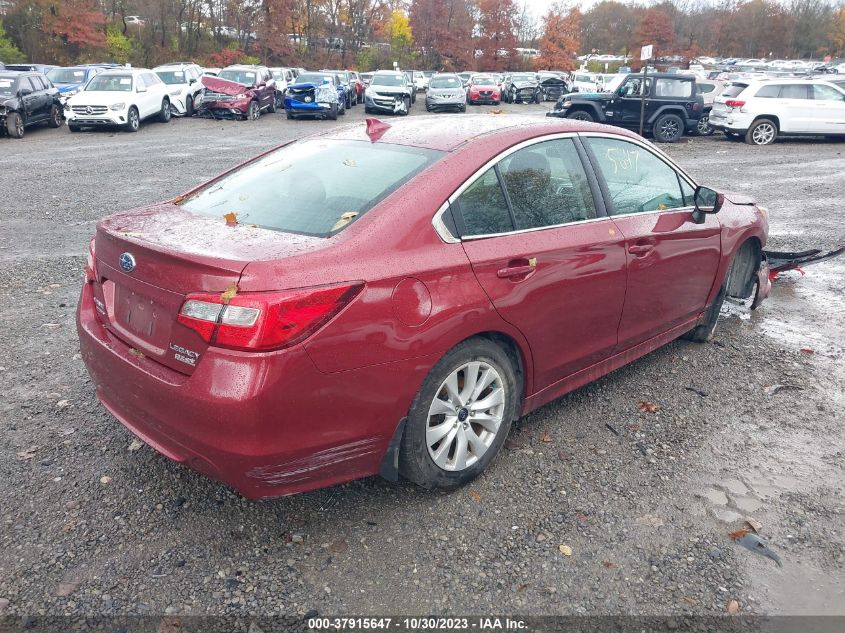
<box><xmin>321</xmin><ymin>115</ymin><xmax>640</xmax><ymax>152</ymax></box>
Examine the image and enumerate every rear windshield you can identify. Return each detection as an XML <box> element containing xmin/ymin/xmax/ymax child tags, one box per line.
<box><xmin>722</xmin><ymin>83</ymin><xmax>748</xmax><ymax>97</ymax></box>
<box><xmin>181</xmin><ymin>140</ymin><xmax>444</xmax><ymax>237</ymax></box>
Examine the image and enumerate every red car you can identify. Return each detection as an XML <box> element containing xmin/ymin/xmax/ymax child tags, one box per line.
<box><xmin>467</xmin><ymin>75</ymin><xmax>501</xmax><ymax>105</ymax></box>
<box><xmin>77</xmin><ymin>117</ymin><xmax>770</xmax><ymax>499</ymax></box>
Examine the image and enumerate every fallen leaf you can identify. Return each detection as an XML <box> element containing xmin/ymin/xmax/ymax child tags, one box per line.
<box><xmin>172</xmin><ymin>194</ymin><xmax>186</xmax><ymax>205</ymax></box>
<box><xmin>329</xmin><ymin>540</ymin><xmax>348</xmax><ymax>554</ymax></box>
<box><xmin>489</xmin><ymin>109</ymin><xmax>504</xmax><ymax>115</ymax></box>
<box><xmin>628</xmin><ymin>423</ymin><xmax>641</xmax><ymax>432</ymax></box>
<box><xmin>223</xmin><ymin>211</ymin><xmax>238</xmax><ymax>226</ymax></box>
<box><xmin>516</xmin><ymin>583</ymin><xmax>528</xmax><ymax>592</ymax></box>
<box><xmin>744</xmin><ymin>516</ymin><xmax>763</xmax><ymax>534</ymax></box>
<box><xmin>469</xmin><ymin>490</ymin><xmax>482</xmax><ymax>502</ymax></box>
<box><xmin>220</xmin><ymin>281</ymin><xmax>238</xmax><ymax>304</ymax></box>
<box><xmin>539</xmin><ymin>431</ymin><xmax>552</xmax><ymax>443</ymax></box>
<box><xmin>635</xmin><ymin>514</ymin><xmax>664</xmax><ymax>528</ymax></box>
<box><xmin>637</xmin><ymin>401</ymin><xmax>660</xmax><ymax>413</ymax></box>
<box><xmin>100</xmin><ymin>475</ymin><xmax>112</xmax><ymax>485</ymax></box>
<box><xmin>55</xmin><ymin>582</ymin><xmax>79</xmax><ymax>597</ymax></box>
<box><xmin>575</xmin><ymin>512</ymin><xmax>589</xmax><ymax>524</ymax></box>
<box><xmin>16</xmin><ymin>446</ymin><xmax>37</xmax><ymax>460</ymax></box>
<box><xmin>128</xmin><ymin>439</ymin><xmax>144</xmax><ymax>452</ymax></box>
<box><xmin>127</xmin><ymin>347</ymin><xmax>145</xmax><ymax>359</ymax></box>
<box><xmin>799</xmin><ymin>348</ymin><xmax>814</xmax><ymax>354</ymax></box>
<box><xmin>727</xmin><ymin>599</ymin><xmax>740</xmax><ymax>615</ymax></box>
<box><xmin>682</xmin><ymin>596</ymin><xmax>698</xmax><ymax>605</ymax></box>
<box><xmin>728</xmin><ymin>528</ymin><xmax>750</xmax><ymax>539</ymax></box>
<box><xmin>602</xmin><ymin>560</ymin><xmax>615</xmax><ymax>568</ymax></box>
<box><xmin>41</xmin><ymin>322</ymin><xmax>62</xmax><ymax>330</ymax></box>
<box><xmin>558</xmin><ymin>544</ymin><xmax>572</xmax><ymax>556</ymax></box>
<box><xmin>56</xmin><ymin>399</ymin><xmax>71</xmax><ymax>410</ymax></box>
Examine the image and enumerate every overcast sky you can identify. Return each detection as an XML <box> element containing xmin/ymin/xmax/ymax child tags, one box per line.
<box><xmin>521</xmin><ymin>0</ymin><xmax>608</xmax><ymax>20</ymax></box>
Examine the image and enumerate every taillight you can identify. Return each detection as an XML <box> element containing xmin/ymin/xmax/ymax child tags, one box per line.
<box><xmin>725</xmin><ymin>99</ymin><xmax>745</xmax><ymax>109</ymax></box>
<box><xmin>176</xmin><ymin>283</ymin><xmax>363</xmax><ymax>352</ymax></box>
<box><xmin>84</xmin><ymin>237</ymin><xmax>96</xmax><ymax>283</ymax></box>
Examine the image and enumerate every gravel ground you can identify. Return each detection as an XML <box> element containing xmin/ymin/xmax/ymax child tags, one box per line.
<box><xmin>0</xmin><ymin>101</ymin><xmax>843</xmax><ymax>623</ymax></box>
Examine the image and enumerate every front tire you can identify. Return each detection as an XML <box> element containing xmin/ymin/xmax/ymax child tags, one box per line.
<box><xmin>653</xmin><ymin>113</ymin><xmax>683</xmax><ymax>142</ymax></box>
<box><xmin>158</xmin><ymin>98</ymin><xmax>171</xmax><ymax>123</ymax></box>
<box><xmin>327</xmin><ymin>103</ymin><xmax>338</xmax><ymax>121</ymax></box>
<box><xmin>399</xmin><ymin>338</ymin><xmax>519</xmax><ymax>489</ymax></box>
<box><xmin>6</xmin><ymin>111</ymin><xmax>24</xmax><ymax>138</ymax></box>
<box><xmin>746</xmin><ymin>118</ymin><xmax>777</xmax><ymax>145</ymax></box>
<box><xmin>246</xmin><ymin>100</ymin><xmax>260</xmax><ymax>121</ymax></box>
<box><xmin>124</xmin><ymin>106</ymin><xmax>140</xmax><ymax>133</ymax></box>
<box><xmin>48</xmin><ymin>104</ymin><xmax>63</xmax><ymax>128</ymax></box>
<box><xmin>566</xmin><ymin>109</ymin><xmax>594</xmax><ymax>122</ymax></box>
<box><xmin>185</xmin><ymin>95</ymin><xmax>194</xmax><ymax>117</ymax></box>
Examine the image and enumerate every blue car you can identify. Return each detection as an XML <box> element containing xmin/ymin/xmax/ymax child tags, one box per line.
<box><xmin>46</xmin><ymin>66</ymin><xmax>106</xmax><ymax>103</ymax></box>
<box><xmin>284</xmin><ymin>71</ymin><xmax>347</xmax><ymax>120</ymax></box>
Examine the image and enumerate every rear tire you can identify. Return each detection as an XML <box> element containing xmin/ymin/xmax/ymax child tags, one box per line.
<box><xmin>185</xmin><ymin>95</ymin><xmax>194</xmax><ymax>117</ymax></box>
<box><xmin>746</xmin><ymin>118</ymin><xmax>777</xmax><ymax>145</ymax></box>
<box><xmin>399</xmin><ymin>338</ymin><xmax>519</xmax><ymax>489</ymax></box>
<box><xmin>696</xmin><ymin>113</ymin><xmax>714</xmax><ymax>136</ymax></box>
<box><xmin>653</xmin><ymin>113</ymin><xmax>683</xmax><ymax>142</ymax></box>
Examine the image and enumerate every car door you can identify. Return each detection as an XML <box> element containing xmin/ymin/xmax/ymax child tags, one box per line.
<box><xmin>615</xmin><ymin>76</ymin><xmax>652</xmax><ymax>127</ymax></box>
<box><xmin>774</xmin><ymin>83</ymin><xmax>811</xmax><ymax>132</ymax></box>
<box><xmin>582</xmin><ymin>135</ymin><xmax>721</xmax><ymax>351</ymax></box>
<box><xmin>146</xmin><ymin>73</ymin><xmax>165</xmax><ymax>115</ymax></box>
<box><xmin>808</xmin><ymin>83</ymin><xmax>845</xmax><ymax>133</ymax></box>
<box><xmin>19</xmin><ymin>77</ymin><xmax>42</xmax><ymax>122</ymax></box>
<box><xmin>455</xmin><ymin>137</ymin><xmax>628</xmax><ymax>390</ymax></box>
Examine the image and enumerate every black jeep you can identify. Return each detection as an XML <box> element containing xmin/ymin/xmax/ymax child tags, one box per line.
<box><xmin>0</xmin><ymin>71</ymin><xmax>64</xmax><ymax>138</ymax></box>
<box><xmin>547</xmin><ymin>73</ymin><xmax>704</xmax><ymax>142</ymax></box>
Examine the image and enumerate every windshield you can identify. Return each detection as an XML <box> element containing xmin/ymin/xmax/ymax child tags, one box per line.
<box><xmin>511</xmin><ymin>73</ymin><xmax>535</xmax><ymax>82</ymax></box>
<box><xmin>473</xmin><ymin>76</ymin><xmax>497</xmax><ymax>86</ymax></box>
<box><xmin>47</xmin><ymin>68</ymin><xmax>86</xmax><ymax>84</ymax></box>
<box><xmin>429</xmin><ymin>76</ymin><xmax>461</xmax><ymax>89</ymax></box>
<box><xmin>297</xmin><ymin>73</ymin><xmax>333</xmax><ymax>85</ymax></box>
<box><xmin>218</xmin><ymin>69</ymin><xmax>257</xmax><ymax>86</ymax></box>
<box><xmin>155</xmin><ymin>70</ymin><xmax>190</xmax><ymax>85</ymax></box>
<box><xmin>604</xmin><ymin>75</ymin><xmax>625</xmax><ymax>92</ymax></box>
<box><xmin>86</xmin><ymin>75</ymin><xmax>133</xmax><ymax>92</ymax></box>
<box><xmin>182</xmin><ymin>140</ymin><xmax>444</xmax><ymax>237</ymax></box>
<box><xmin>272</xmin><ymin>71</ymin><xmax>287</xmax><ymax>80</ymax></box>
<box><xmin>371</xmin><ymin>74</ymin><xmax>405</xmax><ymax>87</ymax></box>
<box><xmin>0</xmin><ymin>77</ymin><xmax>17</xmax><ymax>97</ymax></box>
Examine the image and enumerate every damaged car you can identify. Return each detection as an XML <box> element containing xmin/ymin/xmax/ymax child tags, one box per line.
<box><xmin>77</xmin><ymin>116</ymin><xmax>770</xmax><ymax>500</ymax></box>
<box><xmin>284</xmin><ymin>72</ymin><xmax>346</xmax><ymax>120</ymax></box>
<box><xmin>196</xmin><ymin>65</ymin><xmax>276</xmax><ymax>120</ymax></box>
<box><xmin>0</xmin><ymin>71</ymin><xmax>64</xmax><ymax>138</ymax></box>
<box><xmin>502</xmin><ymin>72</ymin><xmax>541</xmax><ymax>103</ymax></box>
<box><xmin>364</xmin><ymin>70</ymin><xmax>414</xmax><ymax>115</ymax></box>
<box><xmin>538</xmin><ymin>72</ymin><xmax>570</xmax><ymax>102</ymax></box>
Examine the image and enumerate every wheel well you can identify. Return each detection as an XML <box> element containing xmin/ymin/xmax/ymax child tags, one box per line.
<box><xmin>651</xmin><ymin>108</ymin><xmax>686</xmax><ymax>123</ymax></box>
<box><xmin>752</xmin><ymin>115</ymin><xmax>779</xmax><ymax>131</ymax></box>
<box><xmin>726</xmin><ymin>237</ymin><xmax>762</xmax><ymax>299</ymax></box>
<box><xmin>472</xmin><ymin>332</ymin><xmax>527</xmax><ymax>409</ymax></box>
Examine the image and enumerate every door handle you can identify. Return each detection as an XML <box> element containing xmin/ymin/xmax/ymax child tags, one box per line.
<box><xmin>628</xmin><ymin>244</ymin><xmax>654</xmax><ymax>256</ymax></box>
<box><xmin>497</xmin><ymin>257</ymin><xmax>537</xmax><ymax>279</ymax></box>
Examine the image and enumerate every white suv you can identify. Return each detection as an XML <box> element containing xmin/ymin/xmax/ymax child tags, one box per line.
<box><xmin>153</xmin><ymin>62</ymin><xmax>204</xmax><ymax>116</ymax></box>
<box><xmin>710</xmin><ymin>78</ymin><xmax>845</xmax><ymax>145</ymax></box>
<box><xmin>65</xmin><ymin>68</ymin><xmax>171</xmax><ymax>133</ymax></box>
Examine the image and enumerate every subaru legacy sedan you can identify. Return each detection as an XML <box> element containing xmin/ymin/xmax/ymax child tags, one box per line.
<box><xmin>78</xmin><ymin>116</ymin><xmax>770</xmax><ymax>499</ymax></box>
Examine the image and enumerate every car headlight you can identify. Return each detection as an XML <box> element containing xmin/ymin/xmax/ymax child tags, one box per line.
<box><xmin>109</xmin><ymin>103</ymin><xmax>126</xmax><ymax>111</ymax></box>
<box><xmin>235</xmin><ymin>93</ymin><xmax>247</xmax><ymax>99</ymax></box>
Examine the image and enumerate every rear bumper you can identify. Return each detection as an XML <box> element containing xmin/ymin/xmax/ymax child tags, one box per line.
<box><xmin>76</xmin><ymin>281</ymin><xmax>407</xmax><ymax>499</ymax></box>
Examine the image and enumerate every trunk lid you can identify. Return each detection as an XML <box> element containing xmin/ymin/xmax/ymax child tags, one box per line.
<box><xmin>93</xmin><ymin>202</ymin><xmax>327</xmax><ymax>374</ymax></box>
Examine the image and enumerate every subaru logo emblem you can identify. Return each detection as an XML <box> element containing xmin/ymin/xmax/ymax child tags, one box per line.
<box><xmin>86</xmin><ymin>106</ymin><xmax>93</xmax><ymax>115</ymax></box>
<box><xmin>119</xmin><ymin>252</ymin><xmax>136</xmax><ymax>273</ymax></box>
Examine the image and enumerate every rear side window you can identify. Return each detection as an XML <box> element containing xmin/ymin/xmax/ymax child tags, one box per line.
<box><xmin>779</xmin><ymin>84</ymin><xmax>809</xmax><ymax>99</ymax></box>
<box><xmin>499</xmin><ymin>139</ymin><xmax>596</xmax><ymax>230</ymax></box>
<box><xmin>755</xmin><ymin>84</ymin><xmax>780</xmax><ymax>98</ymax></box>
<box><xmin>722</xmin><ymin>83</ymin><xmax>747</xmax><ymax>98</ymax></box>
<box><xmin>453</xmin><ymin>168</ymin><xmax>513</xmax><ymax>236</ymax></box>
<box><xmin>182</xmin><ymin>140</ymin><xmax>443</xmax><ymax>237</ymax></box>
<box><xmin>586</xmin><ymin>137</ymin><xmax>686</xmax><ymax>216</ymax></box>
<box><xmin>697</xmin><ymin>82</ymin><xmax>715</xmax><ymax>94</ymax></box>
<box><xmin>812</xmin><ymin>84</ymin><xmax>844</xmax><ymax>101</ymax></box>
<box><xmin>654</xmin><ymin>79</ymin><xmax>692</xmax><ymax>98</ymax></box>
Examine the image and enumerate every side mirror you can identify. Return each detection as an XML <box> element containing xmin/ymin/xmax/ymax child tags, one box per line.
<box><xmin>19</xmin><ymin>87</ymin><xmax>33</xmax><ymax>96</ymax></box>
<box><xmin>692</xmin><ymin>185</ymin><xmax>724</xmax><ymax>223</ymax></box>
<box><xmin>189</xmin><ymin>78</ymin><xmax>196</xmax><ymax>85</ymax></box>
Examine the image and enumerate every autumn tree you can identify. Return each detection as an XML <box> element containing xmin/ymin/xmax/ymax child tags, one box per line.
<box><xmin>476</xmin><ymin>0</ymin><xmax>518</xmax><ymax>70</ymax></box>
<box><xmin>635</xmin><ymin>7</ymin><xmax>674</xmax><ymax>57</ymax></box>
<box><xmin>831</xmin><ymin>7</ymin><xmax>845</xmax><ymax>55</ymax></box>
<box><xmin>409</xmin><ymin>0</ymin><xmax>474</xmax><ymax>70</ymax></box>
<box><xmin>537</xmin><ymin>4</ymin><xmax>580</xmax><ymax>71</ymax></box>
<box><xmin>581</xmin><ymin>1</ymin><xmax>638</xmax><ymax>58</ymax></box>
<box><xmin>0</xmin><ymin>19</ymin><xmax>26</xmax><ymax>63</ymax></box>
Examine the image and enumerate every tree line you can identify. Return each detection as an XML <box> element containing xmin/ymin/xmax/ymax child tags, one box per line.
<box><xmin>0</xmin><ymin>0</ymin><xmax>843</xmax><ymax>72</ymax></box>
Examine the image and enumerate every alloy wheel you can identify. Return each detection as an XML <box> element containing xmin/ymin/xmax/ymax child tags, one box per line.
<box><xmin>15</xmin><ymin>117</ymin><xmax>24</xmax><ymax>137</ymax></box>
<box><xmin>660</xmin><ymin>118</ymin><xmax>680</xmax><ymax>139</ymax></box>
<box><xmin>129</xmin><ymin>109</ymin><xmax>139</xmax><ymax>130</ymax></box>
<box><xmin>752</xmin><ymin>122</ymin><xmax>775</xmax><ymax>145</ymax></box>
<box><xmin>697</xmin><ymin>115</ymin><xmax>712</xmax><ymax>135</ymax></box>
<box><xmin>426</xmin><ymin>361</ymin><xmax>505</xmax><ymax>472</ymax></box>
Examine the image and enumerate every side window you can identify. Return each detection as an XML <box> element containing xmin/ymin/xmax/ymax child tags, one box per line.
<box><xmin>26</xmin><ymin>77</ymin><xmax>40</xmax><ymax>91</ymax></box>
<box><xmin>499</xmin><ymin>139</ymin><xmax>596</xmax><ymax>229</ymax></box>
<box><xmin>755</xmin><ymin>84</ymin><xmax>780</xmax><ymax>98</ymax></box>
<box><xmin>135</xmin><ymin>74</ymin><xmax>146</xmax><ymax>89</ymax></box>
<box><xmin>812</xmin><ymin>84</ymin><xmax>844</xmax><ymax>101</ymax></box>
<box><xmin>586</xmin><ymin>137</ymin><xmax>686</xmax><ymax>215</ymax></box>
<box><xmin>697</xmin><ymin>82</ymin><xmax>715</xmax><ymax>94</ymax></box>
<box><xmin>654</xmin><ymin>78</ymin><xmax>692</xmax><ymax>98</ymax></box>
<box><xmin>779</xmin><ymin>84</ymin><xmax>808</xmax><ymax>99</ymax></box>
<box><xmin>453</xmin><ymin>168</ymin><xmax>513</xmax><ymax>236</ymax></box>
<box><xmin>621</xmin><ymin>78</ymin><xmax>651</xmax><ymax>97</ymax></box>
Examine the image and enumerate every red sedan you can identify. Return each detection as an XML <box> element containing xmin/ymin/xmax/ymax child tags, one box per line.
<box><xmin>467</xmin><ymin>75</ymin><xmax>501</xmax><ymax>105</ymax></box>
<box><xmin>77</xmin><ymin>116</ymin><xmax>770</xmax><ymax>499</ymax></box>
